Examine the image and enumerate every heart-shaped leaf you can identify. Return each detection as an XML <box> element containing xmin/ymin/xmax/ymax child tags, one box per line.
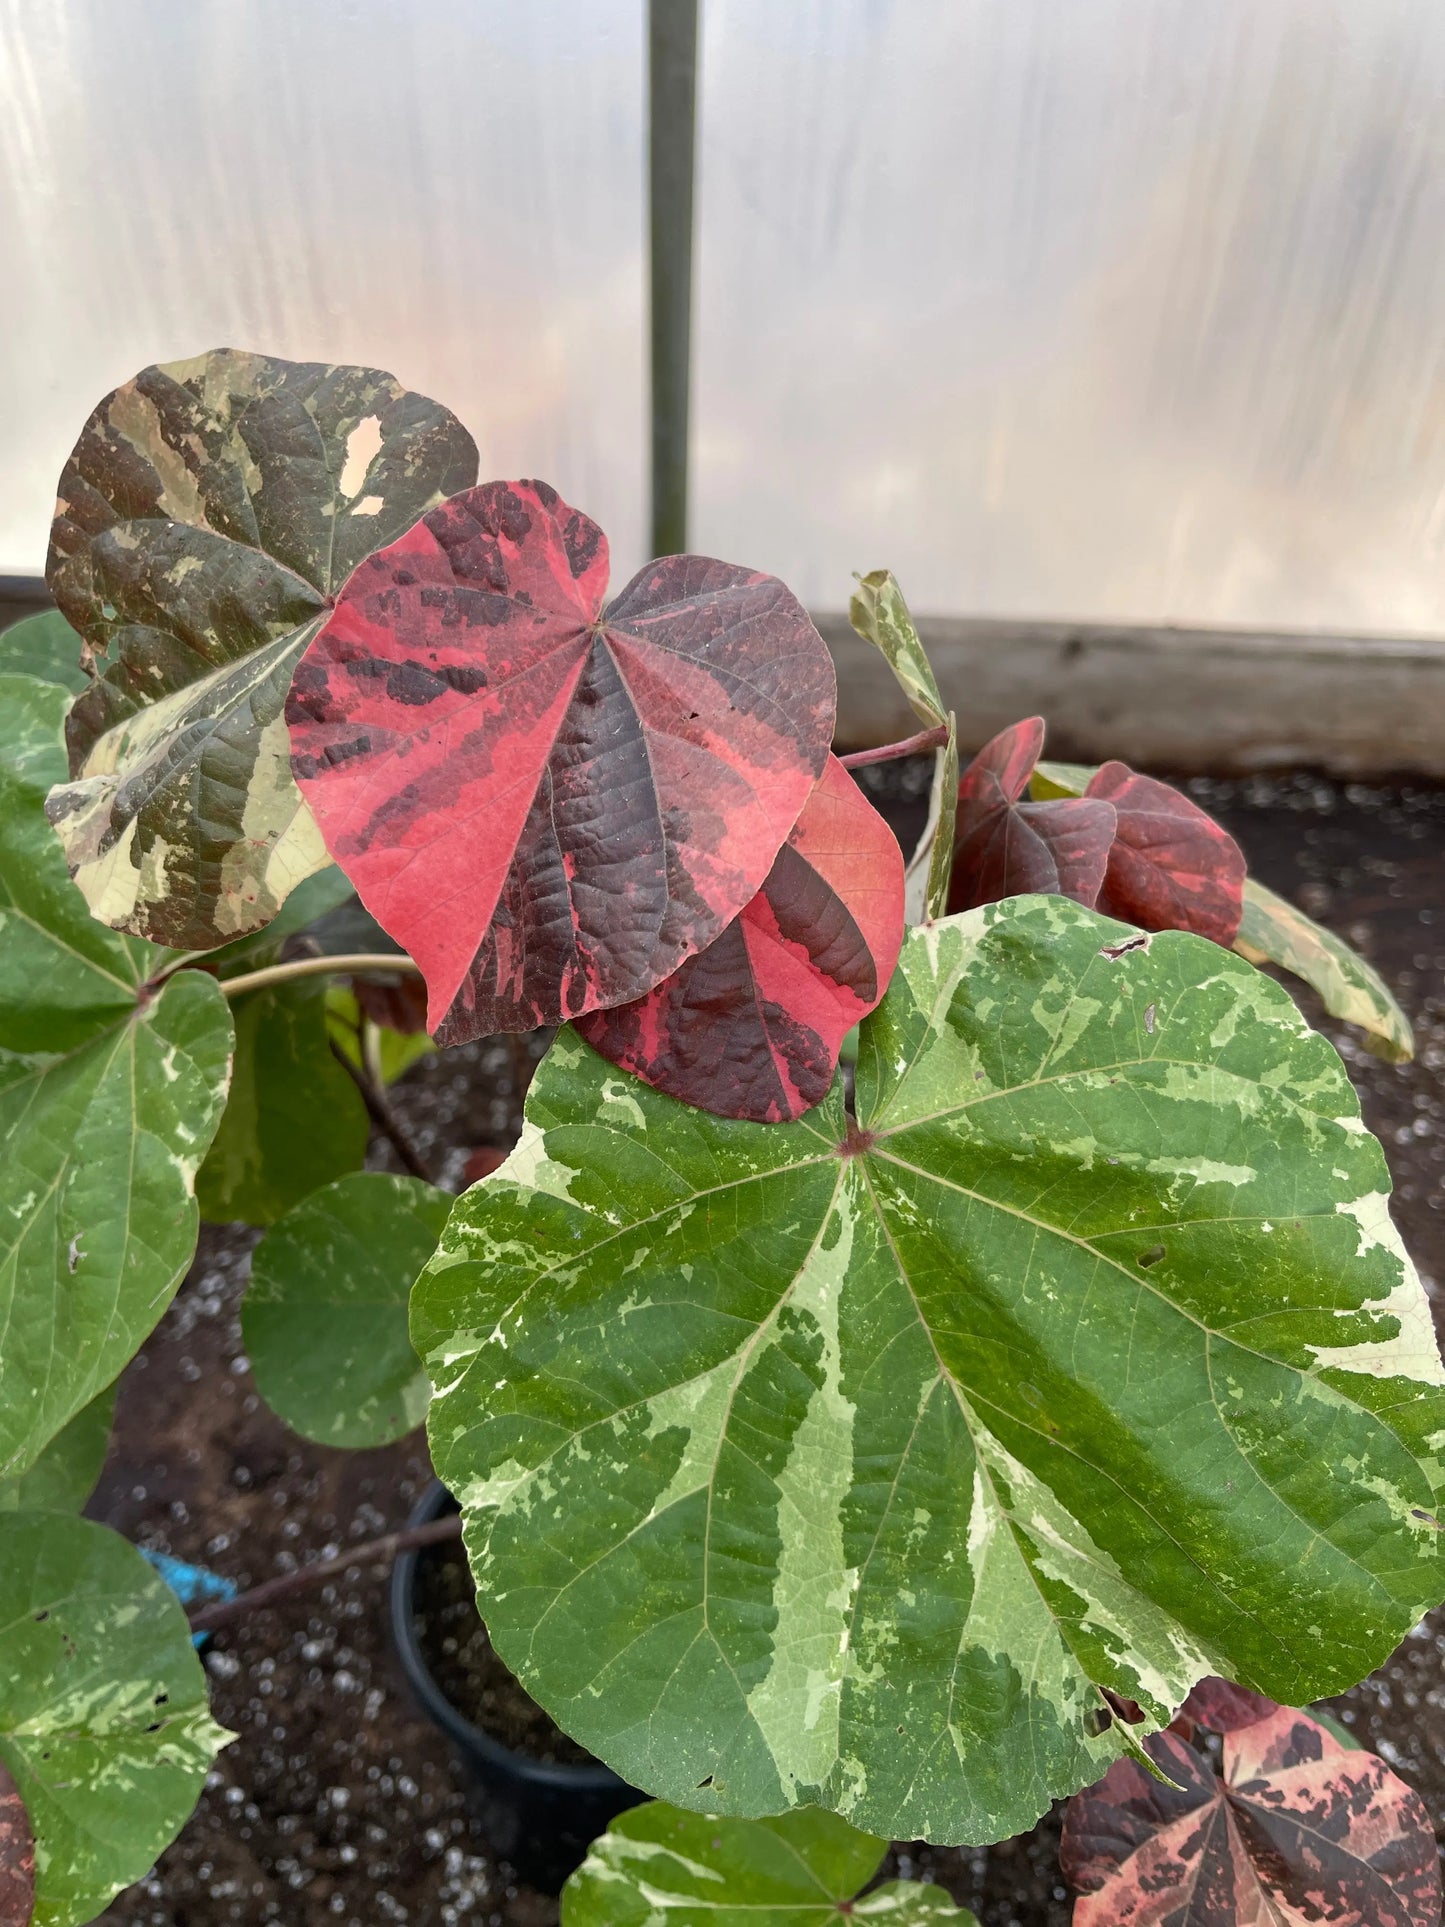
<box><xmin>286</xmin><ymin>481</ymin><xmax>836</xmax><ymax>1042</ymax></box>
<box><xmin>244</xmin><ymin>1173</ymin><xmax>450</xmax><ymax>1446</ymax></box>
<box><xmin>562</xmin><ymin>1801</ymin><xmax>974</xmax><ymax>1925</ymax></box>
<box><xmin>0</xmin><ymin>1512</ymin><xmax>230</xmax><ymax>1927</ymax></box>
<box><xmin>1236</xmin><ymin>879</ymin><xmax>1413</xmax><ymax>1062</ymax></box>
<box><xmin>949</xmin><ymin>718</ymin><xmax>1116</xmax><ymax>912</ymax></box>
<box><xmin>0</xmin><ymin>681</ymin><xmax>233</xmax><ymax>1477</ymax></box>
<box><xmin>44</xmin><ymin>349</ymin><xmax>478</xmax><ymax>949</ymax></box>
<box><xmin>414</xmin><ymin>897</ymin><xmax>1445</xmax><ymax>1846</ymax></box>
<box><xmin>0</xmin><ymin>1387</ymin><xmax>115</xmax><ymax>1516</ymax></box>
<box><xmin>0</xmin><ymin>612</ymin><xmax>87</xmax><ymax>694</ymax></box>
<box><xmin>1061</xmin><ymin>1705</ymin><xmax>1441</xmax><ymax>1926</ymax></box>
<box><xmin>0</xmin><ymin>1759</ymin><xmax>33</xmax><ymax>1927</ymax></box>
<box><xmin>196</xmin><ymin>977</ymin><xmax>367</xmax><ymax>1227</ymax></box>
<box><xmin>1086</xmin><ymin>761</ymin><xmax>1246</xmax><ymax>946</ymax></box>
<box><xmin>575</xmin><ymin>756</ymin><xmax>904</xmax><ymax>1121</ymax></box>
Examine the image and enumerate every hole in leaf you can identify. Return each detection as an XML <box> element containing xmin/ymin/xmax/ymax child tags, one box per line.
<box><xmin>1101</xmin><ymin>1688</ymin><xmax>1146</xmax><ymax>1724</ymax></box>
<box><xmin>1084</xmin><ymin>1706</ymin><xmax>1113</xmax><ymax>1737</ymax></box>
<box><xmin>33</xmin><ymin>1610</ymin><xmax>48</xmax><ymax>1622</ymax></box>
<box><xmin>696</xmin><ymin>1775</ymin><xmax>714</xmax><ymax>1791</ymax></box>
<box><xmin>1411</xmin><ymin>1508</ymin><xmax>1444</xmax><ymax>1529</ymax></box>
<box><xmin>1101</xmin><ymin>934</ymin><xmax>1150</xmax><ymax>960</ymax></box>
<box><xmin>1137</xmin><ymin>1245</ymin><xmax>1167</xmax><ymax>1268</ymax></box>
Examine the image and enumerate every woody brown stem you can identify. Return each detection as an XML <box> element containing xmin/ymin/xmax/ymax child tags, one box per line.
<box><xmin>188</xmin><ymin>1514</ymin><xmax>463</xmax><ymax>1634</ymax></box>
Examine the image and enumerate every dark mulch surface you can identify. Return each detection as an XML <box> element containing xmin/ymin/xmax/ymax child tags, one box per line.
<box><xmin>96</xmin><ymin>770</ymin><xmax>1445</xmax><ymax>1927</ymax></box>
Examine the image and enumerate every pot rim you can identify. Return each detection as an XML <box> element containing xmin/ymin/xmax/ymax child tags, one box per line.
<box><xmin>389</xmin><ymin>1476</ymin><xmax>631</xmax><ymax>1794</ymax></box>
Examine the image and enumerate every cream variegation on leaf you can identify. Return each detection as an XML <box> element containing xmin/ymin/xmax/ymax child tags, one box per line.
<box><xmin>414</xmin><ymin>895</ymin><xmax>1445</xmax><ymax>1846</ymax></box>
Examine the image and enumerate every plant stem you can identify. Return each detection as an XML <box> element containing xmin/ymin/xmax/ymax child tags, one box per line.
<box><xmin>838</xmin><ymin>724</ymin><xmax>950</xmax><ymax>770</ymax></box>
<box><xmin>217</xmin><ymin>952</ymin><xmax>423</xmax><ymax>1000</ymax></box>
<box><xmin>327</xmin><ymin>1038</ymin><xmax>438</xmax><ymax>1185</ymax></box>
<box><xmin>188</xmin><ymin>1514</ymin><xmax>463</xmax><ymax>1634</ymax></box>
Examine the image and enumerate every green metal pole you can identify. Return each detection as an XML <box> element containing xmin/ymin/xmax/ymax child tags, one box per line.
<box><xmin>649</xmin><ymin>0</ymin><xmax>699</xmax><ymax>559</ymax></box>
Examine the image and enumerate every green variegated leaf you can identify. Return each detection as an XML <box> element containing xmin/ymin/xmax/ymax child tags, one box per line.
<box><xmin>0</xmin><ymin>1388</ymin><xmax>114</xmax><ymax>1515</ymax></box>
<box><xmin>562</xmin><ymin>1802</ymin><xmax>973</xmax><ymax>1925</ymax></box>
<box><xmin>847</xmin><ymin>572</ymin><xmax>956</xmax><ymax>924</ymax></box>
<box><xmin>244</xmin><ymin>1173</ymin><xmax>448</xmax><ymax>1446</ymax></box>
<box><xmin>0</xmin><ymin>965</ymin><xmax>232</xmax><ymax>1477</ymax></box>
<box><xmin>415</xmin><ymin>896</ymin><xmax>1445</xmax><ymax>1846</ymax></box>
<box><xmin>196</xmin><ymin>977</ymin><xmax>367</xmax><ymax>1227</ymax></box>
<box><xmin>914</xmin><ymin>713</ymin><xmax>957</xmax><ymax>924</ymax></box>
<box><xmin>0</xmin><ymin>1511</ymin><xmax>230</xmax><ymax>1927</ymax></box>
<box><xmin>45</xmin><ymin>349</ymin><xmax>478</xmax><ymax>950</ymax></box>
<box><xmin>0</xmin><ymin>613</ymin><xmax>87</xmax><ymax>694</ymax></box>
<box><xmin>849</xmin><ymin>571</ymin><xmax>946</xmax><ymax>727</ymax></box>
<box><xmin>1236</xmin><ymin>878</ymin><xmax>1413</xmax><ymax>1064</ymax></box>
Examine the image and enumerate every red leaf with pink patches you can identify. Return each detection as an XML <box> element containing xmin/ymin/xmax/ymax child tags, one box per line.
<box><xmin>286</xmin><ymin>481</ymin><xmax>836</xmax><ymax>1043</ymax></box>
<box><xmin>576</xmin><ymin>756</ymin><xmax>904</xmax><ymax>1122</ymax></box>
<box><xmin>1085</xmin><ymin>762</ymin><xmax>1246</xmax><ymax>946</ymax></box>
<box><xmin>1062</xmin><ymin>1705</ymin><xmax>1440</xmax><ymax>1926</ymax></box>
<box><xmin>948</xmin><ymin>717</ymin><xmax>1116</xmax><ymax>914</ymax></box>
<box><xmin>0</xmin><ymin>1760</ymin><xmax>34</xmax><ymax>1927</ymax></box>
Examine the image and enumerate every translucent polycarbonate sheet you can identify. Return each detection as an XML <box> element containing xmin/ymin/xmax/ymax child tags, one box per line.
<box><xmin>0</xmin><ymin>0</ymin><xmax>646</xmax><ymax>578</ymax></box>
<box><xmin>693</xmin><ymin>0</ymin><xmax>1445</xmax><ymax>631</ymax></box>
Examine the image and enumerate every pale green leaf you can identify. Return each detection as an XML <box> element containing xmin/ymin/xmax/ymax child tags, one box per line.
<box><xmin>0</xmin><ymin>1388</ymin><xmax>115</xmax><ymax>1515</ymax></box>
<box><xmin>848</xmin><ymin>572</ymin><xmax>945</xmax><ymax>726</ymax></box>
<box><xmin>1235</xmin><ymin>878</ymin><xmax>1413</xmax><ymax>1063</ymax></box>
<box><xmin>244</xmin><ymin>1173</ymin><xmax>449</xmax><ymax>1446</ymax></box>
<box><xmin>45</xmin><ymin>349</ymin><xmax>478</xmax><ymax>950</ymax></box>
<box><xmin>562</xmin><ymin>1802</ymin><xmax>973</xmax><ymax>1925</ymax></box>
<box><xmin>416</xmin><ymin>897</ymin><xmax>1445</xmax><ymax>1846</ymax></box>
<box><xmin>0</xmin><ymin>1511</ymin><xmax>230</xmax><ymax>1926</ymax></box>
<box><xmin>1029</xmin><ymin>759</ymin><xmax>1094</xmax><ymax>800</ymax></box>
<box><xmin>0</xmin><ymin>611</ymin><xmax>88</xmax><ymax>694</ymax></box>
<box><xmin>197</xmin><ymin>978</ymin><xmax>368</xmax><ymax>1226</ymax></box>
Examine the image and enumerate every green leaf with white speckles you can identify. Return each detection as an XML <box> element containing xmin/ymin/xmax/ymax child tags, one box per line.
<box><xmin>0</xmin><ymin>681</ymin><xmax>234</xmax><ymax>1477</ymax></box>
<box><xmin>415</xmin><ymin>895</ymin><xmax>1445</xmax><ymax>1846</ymax></box>
<box><xmin>0</xmin><ymin>1388</ymin><xmax>115</xmax><ymax>1515</ymax></box>
<box><xmin>562</xmin><ymin>1802</ymin><xmax>973</xmax><ymax>1925</ymax></box>
<box><xmin>44</xmin><ymin>349</ymin><xmax>478</xmax><ymax>950</ymax></box>
<box><xmin>0</xmin><ymin>1511</ymin><xmax>230</xmax><ymax>1927</ymax></box>
<box><xmin>244</xmin><ymin>1173</ymin><xmax>448</xmax><ymax>1446</ymax></box>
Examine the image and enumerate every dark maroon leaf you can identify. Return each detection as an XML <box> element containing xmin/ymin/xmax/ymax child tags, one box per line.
<box><xmin>576</xmin><ymin>755</ymin><xmax>904</xmax><ymax>1122</ymax></box>
<box><xmin>1085</xmin><ymin>761</ymin><xmax>1246</xmax><ymax>947</ymax></box>
<box><xmin>286</xmin><ymin>481</ymin><xmax>836</xmax><ymax>1043</ymax></box>
<box><xmin>948</xmin><ymin>717</ymin><xmax>1116</xmax><ymax>914</ymax></box>
<box><xmin>1062</xmin><ymin>1704</ymin><xmax>1440</xmax><ymax>1926</ymax></box>
<box><xmin>0</xmin><ymin>1760</ymin><xmax>34</xmax><ymax>1927</ymax></box>
<box><xmin>1177</xmin><ymin>1677</ymin><xmax>1279</xmax><ymax>1735</ymax></box>
<box><xmin>352</xmin><ymin>972</ymin><xmax>430</xmax><ymax>1036</ymax></box>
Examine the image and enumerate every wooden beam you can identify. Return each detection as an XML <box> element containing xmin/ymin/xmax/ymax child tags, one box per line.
<box><xmin>821</xmin><ymin>613</ymin><xmax>1445</xmax><ymax>778</ymax></box>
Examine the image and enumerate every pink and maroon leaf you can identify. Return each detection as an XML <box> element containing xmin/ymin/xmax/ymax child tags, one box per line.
<box><xmin>0</xmin><ymin>1760</ymin><xmax>34</xmax><ymax>1927</ymax></box>
<box><xmin>576</xmin><ymin>755</ymin><xmax>904</xmax><ymax>1122</ymax></box>
<box><xmin>948</xmin><ymin>717</ymin><xmax>1116</xmax><ymax>913</ymax></box>
<box><xmin>1224</xmin><ymin>1705</ymin><xmax>1440</xmax><ymax>1927</ymax></box>
<box><xmin>1085</xmin><ymin>762</ymin><xmax>1246</xmax><ymax>947</ymax></box>
<box><xmin>1062</xmin><ymin>1707</ymin><xmax>1441</xmax><ymax>1927</ymax></box>
<box><xmin>286</xmin><ymin>481</ymin><xmax>836</xmax><ymax>1042</ymax></box>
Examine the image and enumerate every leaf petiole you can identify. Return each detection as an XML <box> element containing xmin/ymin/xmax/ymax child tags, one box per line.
<box><xmin>210</xmin><ymin>952</ymin><xmax>423</xmax><ymax>1001</ymax></box>
<box><xmin>837</xmin><ymin>723</ymin><xmax>951</xmax><ymax>770</ymax></box>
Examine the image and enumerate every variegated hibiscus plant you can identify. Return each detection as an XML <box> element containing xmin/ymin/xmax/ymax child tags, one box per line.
<box><xmin>0</xmin><ymin>351</ymin><xmax>1440</xmax><ymax>1927</ymax></box>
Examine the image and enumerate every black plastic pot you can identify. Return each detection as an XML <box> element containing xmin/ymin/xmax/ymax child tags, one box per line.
<box><xmin>390</xmin><ymin>1479</ymin><xmax>644</xmax><ymax>1892</ymax></box>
